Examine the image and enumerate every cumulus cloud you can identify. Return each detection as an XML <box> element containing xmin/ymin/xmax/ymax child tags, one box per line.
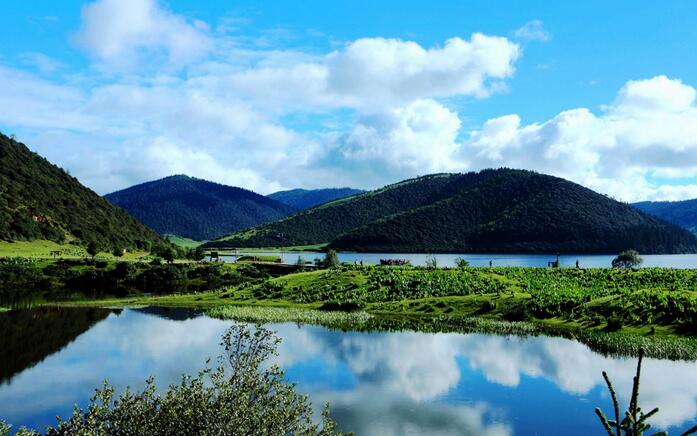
<box><xmin>464</xmin><ymin>75</ymin><xmax>697</xmax><ymax>201</ymax></box>
<box><xmin>74</xmin><ymin>0</ymin><xmax>212</xmax><ymax>69</ymax></box>
<box><xmin>325</xmin><ymin>34</ymin><xmax>519</xmax><ymax>107</ymax></box>
<box><xmin>336</xmin><ymin>99</ymin><xmax>462</xmax><ymax>175</ymax></box>
<box><xmin>3</xmin><ymin>0</ymin><xmax>697</xmax><ymax>201</ymax></box>
<box><xmin>224</xmin><ymin>33</ymin><xmax>520</xmax><ymax>111</ymax></box>
<box><xmin>2</xmin><ymin>4</ymin><xmax>521</xmax><ymax>194</ymax></box>
<box><xmin>514</xmin><ymin>19</ymin><xmax>551</xmax><ymax>42</ymax></box>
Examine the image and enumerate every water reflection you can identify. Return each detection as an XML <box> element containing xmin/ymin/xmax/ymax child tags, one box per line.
<box><xmin>231</xmin><ymin>251</ymin><xmax>697</xmax><ymax>268</ymax></box>
<box><xmin>0</xmin><ymin>308</ymin><xmax>696</xmax><ymax>435</ymax></box>
<box><xmin>0</xmin><ymin>307</ymin><xmax>110</xmax><ymax>384</ymax></box>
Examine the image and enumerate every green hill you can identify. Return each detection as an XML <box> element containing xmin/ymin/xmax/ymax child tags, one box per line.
<box><xmin>268</xmin><ymin>187</ymin><xmax>365</xmax><ymax>210</ymax></box>
<box><xmin>206</xmin><ymin>169</ymin><xmax>697</xmax><ymax>254</ymax></box>
<box><xmin>0</xmin><ymin>133</ymin><xmax>164</xmax><ymax>251</ymax></box>
<box><xmin>204</xmin><ymin>173</ymin><xmax>466</xmax><ymax>248</ymax></box>
<box><xmin>633</xmin><ymin>199</ymin><xmax>697</xmax><ymax>235</ymax></box>
<box><xmin>105</xmin><ymin>175</ymin><xmax>296</xmax><ymax>241</ymax></box>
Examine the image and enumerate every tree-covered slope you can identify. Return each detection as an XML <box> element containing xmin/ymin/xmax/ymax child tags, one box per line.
<box><xmin>633</xmin><ymin>199</ymin><xmax>697</xmax><ymax>234</ymax></box>
<box><xmin>205</xmin><ymin>173</ymin><xmax>471</xmax><ymax>248</ymax></box>
<box><xmin>0</xmin><ymin>133</ymin><xmax>164</xmax><ymax>251</ymax></box>
<box><xmin>330</xmin><ymin>170</ymin><xmax>697</xmax><ymax>254</ymax></box>
<box><xmin>268</xmin><ymin>188</ymin><xmax>365</xmax><ymax>210</ymax></box>
<box><xmin>105</xmin><ymin>175</ymin><xmax>296</xmax><ymax>241</ymax></box>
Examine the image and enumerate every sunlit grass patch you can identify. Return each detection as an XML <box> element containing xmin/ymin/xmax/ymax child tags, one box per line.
<box><xmin>207</xmin><ymin>305</ymin><xmax>371</xmax><ymax>326</ymax></box>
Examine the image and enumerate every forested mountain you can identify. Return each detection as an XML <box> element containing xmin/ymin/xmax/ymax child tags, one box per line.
<box><xmin>633</xmin><ymin>199</ymin><xmax>697</xmax><ymax>234</ymax></box>
<box><xmin>206</xmin><ymin>169</ymin><xmax>697</xmax><ymax>254</ymax></box>
<box><xmin>0</xmin><ymin>133</ymin><xmax>164</xmax><ymax>251</ymax></box>
<box><xmin>268</xmin><ymin>188</ymin><xmax>365</xmax><ymax>210</ymax></box>
<box><xmin>105</xmin><ymin>175</ymin><xmax>296</xmax><ymax>241</ymax></box>
<box><xmin>330</xmin><ymin>170</ymin><xmax>697</xmax><ymax>253</ymax></box>
<box><xmin>205</xmin><ymin>173</ymin><xmax>464</xmax><ymax>248</ymax></box>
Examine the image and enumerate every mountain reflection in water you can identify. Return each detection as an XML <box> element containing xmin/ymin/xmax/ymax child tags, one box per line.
<box><xmin>0</xmin><ymin>307</ymin><xmax>695</xmax><ymax>435</ymax></box>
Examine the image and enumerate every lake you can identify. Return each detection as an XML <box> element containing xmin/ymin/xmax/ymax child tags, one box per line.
<box><xmin>1</xmin><ymin>307</ymin><xmax>696</xmax><ymax>435</ymax></box>
<box><xmin>232</xmin><ymin>251</ymin><xmax>697</xmax><ymax>269</ymax></box>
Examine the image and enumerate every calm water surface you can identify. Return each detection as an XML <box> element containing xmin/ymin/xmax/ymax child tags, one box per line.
<box><xmin>234</xmin><ymin>252</ymin><xmax>697</xmax><ymax>269</ymax></box>
<box><xmin>1</xmin><ymin>307</ymin><xmax>697</xmax><ymax>435</ymax></box>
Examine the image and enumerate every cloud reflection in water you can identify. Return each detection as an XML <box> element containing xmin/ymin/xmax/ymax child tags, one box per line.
<box><xmin>0</xmin><ymin>309</ymin><xmax>696</xmax><ymax>434</ymax></box>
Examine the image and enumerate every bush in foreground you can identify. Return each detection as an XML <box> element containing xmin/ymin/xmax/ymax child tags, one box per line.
<box><xmin>2</xmin><ymin>323</ymin><xmax>345</xmax><ymax>436</ymax></box>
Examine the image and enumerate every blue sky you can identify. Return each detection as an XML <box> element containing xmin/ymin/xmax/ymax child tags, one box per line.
<box><xmin>1</xmin><ymin>1</ymin><xmax>697</xmax><ymax>200</ymax></box>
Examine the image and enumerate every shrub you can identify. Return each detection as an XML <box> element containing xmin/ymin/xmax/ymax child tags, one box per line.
<box><xmin>6</xmin><ymin>323</ymin><xmax>345</xmax><ymax>435</ymax></box>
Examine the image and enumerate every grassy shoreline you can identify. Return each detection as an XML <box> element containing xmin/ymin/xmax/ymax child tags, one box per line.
<box><xmin>51</xmin><ymin>293</ymin><xmax>697</xmax><ymax>361</ymax></box>
<box><xmin>5</xmin><ymin>259</ymin><xmax>697</xmax><ymax>359</ymax></box>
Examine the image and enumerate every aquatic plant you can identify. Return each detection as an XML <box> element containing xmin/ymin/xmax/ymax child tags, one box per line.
<box><xmin>208</xmin><ymin>305</ymin><xmax>371</xmax><ymax>326</ymax></box>
<box><xmin>596</xmin><ymin>349</ymin><xmax>697</xmax><ymax>435</ymax></box>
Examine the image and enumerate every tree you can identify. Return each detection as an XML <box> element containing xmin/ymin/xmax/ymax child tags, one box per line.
<box><xmin>612</xmin><ymin>250</ymin><xmax>643</xmax><ymax>268</ymax></box>
<box><xmin>86</xmin><ymin>241</ymin><xmax>99</xmax><ymax>258</ymax></box>
<box><xmin>324</xmin><ymin>249</ymin><xmax>339</xmax><ymax>269</ymax></box>
<box><xmin>454</xmin><ymin>257</ymin><xmax>469</xmax><ymax>268</ymax></box>
<box><xmin>112</xmin><ymin>247</ymin><xmax>124</xmax><ymax>258</ymax></box>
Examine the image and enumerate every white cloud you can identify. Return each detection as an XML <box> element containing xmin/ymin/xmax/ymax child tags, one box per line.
<box><xmin>514</xmin><ymin>19</ymin><xmax>551</xmax><ymax>42</ymax></box>
<box><xmin>19</xmin><ymin>52</ymin><xmax>63</xmax><ymax>73</ymax></box>
<box><xmin>1</xmin><ymin>23</ymin><xmax>520</xmax><ymax>194</ymax></box>
<box><xmin>325</xmin><ymin>34</ymin><xmax>520</xmax><ymax>107</ymax></box>
<box><xmin>335</xmin><ymin>99</ymin><xmax>462</xmax><ymax>179</ymax></box>
<box><xmin>224</xmin><ymin>33</ymin><xmax>520</xmax><ymax>112</ymax></box>
<box><xmin>463</xmin><ymin>76</ymin><xmax>697</xmax><ymax>201</ymax></box>
<box><xmin>613</xmin><ymin>75</ymin><xmax>696</xmax><ymax>113</ymax></box>
<box><xmin>74</xmin><ymin>0</ymin><xmax>212</xmax><ymax>69</ymax></box>
<box><xmin>3</xmin><ymin>1</ymin><xmax>697</xmax><ymax>202</ymax></box>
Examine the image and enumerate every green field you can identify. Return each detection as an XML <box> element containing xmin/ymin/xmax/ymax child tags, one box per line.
<box><xmin>0</xmin><ymin>240</ymin><xmax>151</xmax><ymax>260</ymax></box>
<box><xmin>165</xmin><ymin>234</ymin><xmax>206</xmax><ymax>248</ymax></box>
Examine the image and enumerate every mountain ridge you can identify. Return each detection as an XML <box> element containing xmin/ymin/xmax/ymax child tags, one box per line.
<box><xmin>205</xmin><ymin>169</ymin><xmax>697</xmax><ymax>254</ymax></box>
<box><xmin>268</xmin><ymin>188</ymin><xmax>365</xmax><ymax>210</ymax></box>
<box><xmin>633</xmin><ymin>199</ymin><xmax>697</xmax><ymax>235</ymax></box>
<box><xmin>105</xmin><ymin>175</ymin><xmax>296</xmax><ymax>241</ymax></box>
